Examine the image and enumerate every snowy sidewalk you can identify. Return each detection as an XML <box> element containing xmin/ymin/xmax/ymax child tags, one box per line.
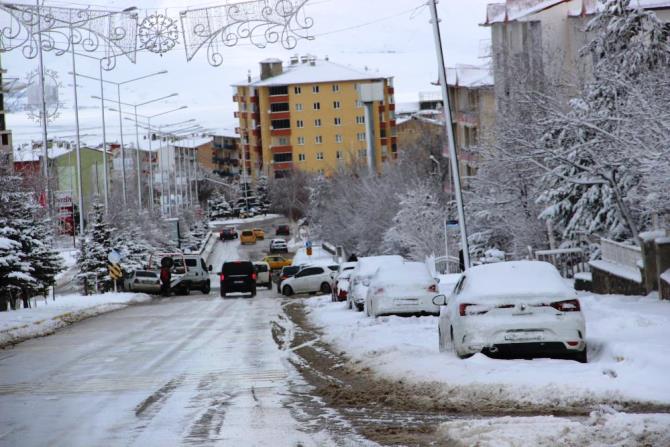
<box><xmin>305</xmin><ymin>292</ymin><xmax>670</xmax><ymax>410</ymax></box>
<box><xmin>0</xmin><ymin>292</ymin><xmax>151</xmax><ymax>348</ymax></box>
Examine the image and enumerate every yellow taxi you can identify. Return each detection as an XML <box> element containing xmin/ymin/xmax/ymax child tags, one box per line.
<box><xmin>253</xmin><ymin>228</ymin><xmax>265</xmax><ymax>240</ymax></box>
<box><xmin>240</xmin><ymin>229</ymin><xmax>257</xmax><ymax>245</ymax></box>
<box><xmin>262</xmin><ymin>255</ymin><xmax>293</xmax><ymax>271</ymax></box>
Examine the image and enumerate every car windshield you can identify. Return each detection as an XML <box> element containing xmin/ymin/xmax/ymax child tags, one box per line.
<box><xmin>135</xmin><ymin>271</ymin><xmax>157</xmax><ymax>278</ymax></box>
<box><xmin>242</xmin><ymin>231</ymin><xmax>254</xmax><ymax>236</ymax></box>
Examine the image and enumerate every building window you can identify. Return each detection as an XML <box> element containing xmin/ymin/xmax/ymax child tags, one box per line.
<box><xmin>271</xmin><ymin>119</ymin><xmax>290</xmax><ymax>129</ymax></box>
<box><xmin>297</xmin><ymin>136</ymin><xmax>305</xmax><ymax>145</ymax></box>
<box><xmin>296</xmin><ymin>103</ymin><xmax>303</xmax><ymax>111</ymax></box>
<box><xmin>273</xmin><ymin>152</ymin><xmax>293</xmax><ymax>163</ymax></box>
<box><xmin>334</xmin><ymin>117</ymin><xmax>342</xmax><ymax>126</ymax></box>
<box><xmin>315</xmin><ymin>136</ymin><xmax>323</xmax><ymax>144</ymax></box>
<box><xmin>316</xmin><ymin>152</ymin><xmax>324</xmax><ymax>160</ymax></box>
<box><xmin>278</xmin><ymin>136</ymin><xmax>289</xmax><ymax>146</ymax></box>
<box><xmin>356</xmin><ymin>100</ymin><xmax>363</xmax><ymax>108</ymax></box>
<box><xmin>296</xmin><ymin>120</ymin><xmax>304</xmax><ymax>128</ymax></box>
<box><xmin>312</xmin><ymin>85</ymin><xmax>320</xmax><ymax>93</ymax></box>
<box><xmin>357</xmin><ymin>132</ymin><xmax>366</xmax><ymax>141</ymax></box>
<box><xmin>298</xmin><ymin>153</ymin><xmax>306</xmax><ymax>161</ymax></box>
<box><xmin>332</xmin><ymin>84</ymin><xmax>340</xmax><ymax>92</ymax></box>
<box><xmin>356</xmin><ymin>116</ymin><xmax>365</xmax><ymax>124</ymax></box>
<box><xmin>269</xmin><ymin>85</ymin><xmax>288</xmax><ymax>96</ymax></box>
<box><xmin>314</xmin><ymin>118</ymin><xmax>321</xmax><ymax>127</ymax></box>
<box><xmin>336</xmin><ymin>150</ymin><xmax>343</xmax><ymax>160</ymax></box>
<box><xmin>335</xmin><ymin>134</ymin><xmax>343</xmax><ymax>143</ymax></box>
<box><xmin>333</xmin><ymin>100</ymin><xmax>340</xmax><ymax>109</ymax></box>
<box><xmin>270</xmin><ymin>102</ymin><xmax>289</xmax><ymax>112</ymax></box>
<box><xmin>294</xmin><ymin>86</ymin><xmax>302</xmax><ymax>94</ymax></box>
<box><xmin>313</xmin><ymin>102</ymin><xmax>320</xmax><ymax>110</ymax></box>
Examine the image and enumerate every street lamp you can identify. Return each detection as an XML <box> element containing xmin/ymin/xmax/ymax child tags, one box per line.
<box><xmin>94</xmin><ymin>93</ymin><xmax>180</xmax><ymax>210</ymax></box>
<box><xmin>70</xmin><ymin>69</ymin><xmax>168</xmax><ymax>206</ymax></box>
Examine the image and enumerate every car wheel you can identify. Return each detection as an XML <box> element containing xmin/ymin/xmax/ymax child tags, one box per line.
<box><xmin>573</xmin><ymin>347</ymin><xmax>588</xmax><ymax>363</ymax></box>
<box><xmin>320</xmin><ymin>282</ymin><xmax>331</xmax><ymax>294</ymax></box>
<box><xmin>221</xmin><ymin>291</ymin><xmax>227</xmax><ymax>298</ymax></box>
<box><xmin>355</xmin><ymin>302</ymin><xmax>364</xmax><ymax>312</ymax></box>
<box><xmin>250</xmin><ymin>289</ymin><xmax>256</xmax><ymax>298</ymax></box>
<box><xmin>201</xmin><ymin>281</ymin><xmax>211</xmax><ymax>294</ymax></box>
<box><xmin>348</xmin><ymin>300</ymin><xmax>352</xmax><ymax>310</ymax></box>
<box><xmin>283</xmin><ymin>285</ymin><xmax>293</xmax><ymax>296</ymax></box>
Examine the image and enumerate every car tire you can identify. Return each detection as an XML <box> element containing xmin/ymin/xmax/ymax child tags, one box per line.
<box><xmin>283</xmin><ymin>285</ymin><xmax>293</xmax><ymax>296</ymax></box>
<box><xmin>355</xmin><ymin>302</ymin><xmax>364</xmax><ymax>312</ymax></box>
<box><xmin>221</xmin><ymin>291</ymin><xmax>227</xmax><ymax>298</ymax></box>
<box><xmin>201</xmin><ymin>281</ymin><xmax>211</xmax><ymax>294</ymax></box>
<box><xmin>348</xmin><ymin>300</ymin><xmax>352</xmax><ymax>310</ymax></box>
<box><xmin>573</xmin><ymin>347</ymin><xmax>588</xmax><ymax>363</ymax></box>
<box><xmin>320</xmin><ymin>282</ymin><xmax>331</xmax><ymax>294</ymax></box>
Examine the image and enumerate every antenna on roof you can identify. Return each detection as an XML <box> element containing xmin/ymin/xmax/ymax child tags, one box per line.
<box><xmin>247</xmin><ymin>69</ymin><xmax>251</xmax><ymax>82</ymax></box>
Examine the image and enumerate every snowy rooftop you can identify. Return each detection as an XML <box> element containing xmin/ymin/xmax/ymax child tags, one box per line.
<box><xmin>233</xmin><ymin>58</ymin><xmax>389</xmax><ymax>87</ymax></box>
<box><xmin>173</xmin><ymin>137</ymin><xmax>213</xmax><ymax>149</ymax></box>
<box><xmin>12</xmin><ymin>145</ymin><xmax>105</xmax><ymax>162</ymax></box>
<box><xmin>446</xmin><ymin>65</ymin><xmax>493</xmax><ymax>88</ymax></box>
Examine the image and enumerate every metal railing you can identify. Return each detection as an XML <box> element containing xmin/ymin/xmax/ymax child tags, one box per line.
<box><xmin>600</xmin><ymin>238</ymin><xmax>641</xmax><ymax>270</ymax></box>
<box><xmin>534</xmin><ymin>247</ymin><xmax>589</xmax><ymax>278</ymax></box>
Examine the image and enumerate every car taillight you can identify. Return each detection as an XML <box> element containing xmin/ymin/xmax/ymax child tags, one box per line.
<box><xmin>550</xmin><ymin>299</ymin><xmax>581</xmax><ymax>312</ymax></box>
<box><xmin>219</xmin><ymin>274</ymin><xmax>225</xmax><ymax>281</ymax></box>
<box><xmin>459</xmin><ymin>303</ymin><xmax>488</xmax><ymax>316</ymax></box>
<box><xmin>251</xmin><ymin>273</ymin><xmax>257</xmax><ymax>280</ymax></box>
<box><xmin>338</xmin><ymin>289</ymin><xmax>348</xmax><ymax>298</ymax></box>
<box><xmin>427</xmin><ymin>284</ymin><xmax>437</xmax><ymax>293</ymax></box>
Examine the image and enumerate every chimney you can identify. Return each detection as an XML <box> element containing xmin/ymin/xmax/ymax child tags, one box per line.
<box><xmin>259</xmin><ymin>58</ymin><xmax>283</xmax><ymax>80</ymax></box>
<box><xmin>290</xmin><ymin>55</ymin><xmax>299</xmax><ymax>65</ymax></box>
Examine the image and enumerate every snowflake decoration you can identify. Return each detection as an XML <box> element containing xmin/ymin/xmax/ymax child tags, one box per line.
<box><xmin>139</xmin><ymin>13</ymin><xmax>179</xmax><ymax>54</ymax></box>
<box><xmin>25</xmin><ymin>68</ymin><xmax>63</xmax><ymax>125</ymax></box>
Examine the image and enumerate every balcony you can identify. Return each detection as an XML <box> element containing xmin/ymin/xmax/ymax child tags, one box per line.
<box><xmin>378</xmin><ymin>104</ymin><xmax>386</xmax><ymax>112</ymax></box>
<box><xmin>388</xmin><ymin>104</ymin><xmax>395</xmax><ymax>111</ymax></box>
<box><xmin>388</xmin><ymin>119</ymin><xmax>396</xmax><ymax>127</ymax></box>
<box><xmin>269</xmin><ymin>95</ymin><xmax>289</xmax><ymax>104</ymax></box>
<box><xmin>233</xmin><ymin>95</ymin><xmax>239</xmax><ymax>102</ymax></box>
<box><xmin>268</xmin><ymin>111</ymin><xmax>290</xmax><ymax>120</ymax></box>
<box><xmin>270</xmin><ymin>128</ymin><xmax>291</xmax><ymax>136</ymax></box>
<box><xmin>270</xmin><ymin>145</ymin><xmax>293</xmax><ymax>154</ymax></box>
<box><xmin>387</xmin><ymin>86</ymin><xmax>394</xmax><ymax>94</ymax></box>
<box><xmin>272</xmin><ymin>161</ymin><xmax>293</xmax><ymax>171</ymax></box>
<box><xmin>456</xmin><ymin>111</ymin><xmax>479</xmax><ymax>126</ymax></box>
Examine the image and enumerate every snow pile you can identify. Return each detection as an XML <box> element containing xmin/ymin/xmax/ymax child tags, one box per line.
<box><xmin>0</xmin><ymin>292</ymin><xmax>151</xmax><ymax>347</ymax></box>
<box><xmin>437</xmin><ymin>409</ymin><xmax>670</xmax><ymax>447</ymax></box>
<box><xmin>305</xmin><ymin>292</ymin><xmax>670</xmax><ymax>408</ymax></box>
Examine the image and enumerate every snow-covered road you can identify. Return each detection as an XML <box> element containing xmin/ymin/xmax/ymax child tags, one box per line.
<box><xmin>0</xmin><ymin>237</ymin><xmax>365</xmax><ymax>446</ymax></box>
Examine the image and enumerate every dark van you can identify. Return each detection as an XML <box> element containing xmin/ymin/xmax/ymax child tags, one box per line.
<box><xmin>220</xmin><ymin>261</ymin><xmax>256</xmax><ymax>298</ymax></box>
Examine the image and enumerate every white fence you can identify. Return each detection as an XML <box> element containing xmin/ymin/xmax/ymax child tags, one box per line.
<box><xmin>534</xmin><ymin>247</ymin><xmax>589</xmax><ymax>278</ymax></box>
<box><xmin>600</xmin><ymin>238</ymin><xmax>642</xmax><ymax>270</ymax></box>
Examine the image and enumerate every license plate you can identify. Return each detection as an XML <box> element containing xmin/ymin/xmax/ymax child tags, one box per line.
<box><xmin>394</xmin><ymin>299</ymin><xmax>418</xmax><ymax>306</ymax></box>
<box><xmin>504</xmin><ymin>332</ymin><xmax>543</xmax><ymax>342</ymax></box>
<box><xmin>234</xmin><ymin>280</ymin><xmax>244</xmax><ymax>284</ymax></box>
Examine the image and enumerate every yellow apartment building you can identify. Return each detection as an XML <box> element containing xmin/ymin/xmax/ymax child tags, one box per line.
<box><xmin>232</xmin><ymin>55</ymin><xmax>396</xmax><ymax>179</ymax></box>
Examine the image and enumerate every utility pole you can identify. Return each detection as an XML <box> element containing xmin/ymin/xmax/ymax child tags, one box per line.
<box><xmin>428</xmin><ymin>0</ymin><xmax>470</xmax><ymax>270</ymax></box>
<box><xmin>36</xmin><ymin>0</ymin><xmax>51</xmax><ymax>216</ymax></box>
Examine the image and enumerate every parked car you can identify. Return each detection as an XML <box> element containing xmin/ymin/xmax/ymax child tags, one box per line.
<box><xmin>331</xmin><ymin>261</ymin><xmax>357</xmax><ymax>291</ymax></box>
<box><xmin>240</xmin><ymin>229</ymin><xmax>257</xmax><ymax>245</ymax></box>
<box><xmin>124</xmin><ymin>270</ymin><xmax>161</xmax><ymax>294</ymax></box>
<box><xmin>253</xmin><ymin>261</ymin><xmax>272</xmax><ymax>289</ymax></box>
<box><xmin>434</xmin><ymin>260</ymin><xmax>587</xmax><ymax>362</ymax></box>
<box><xmin>332</xmin><ymin>270</ymin><xmax>353</xmax><ymax>302</ymax></box>
<box><xmin>280</xmin><ymin>265</ymin><xmax>334</xmax><ymax>296</ymax></box>
<box><xmin>220</xmin><ymin>226</ymin><xmax>238</xmax><ymax>240</ymax></box>
<box><xmin>365</xmin><ymin>261</ymin><xmax>439</xmax><ymax>317</ymax></box>
<box><xmin>275</xmin><ymin>265</ymin><xmax>302</xmax><ymax>293</ymax></box>
<box><xmin>276</xmin><ymin>224</ymin><xmax>290</xmax><ymax>236</ymax></box>
<box><xmin>269</xmin><ymin>238</ymin><xmax>288</xmax><ymax>253</ymax></box>
<box><xmin>220</xmin><ymin>261</ymin><xmax>256</xmax><ymax>297</ymax></box>
<box><xmin>253</xmin><ymin>228</ymin><xmax>265</xmax><ymax>240</ymax></box>
<box><xmin>146</xmin><ymin>252</ymin><xmax>212</xmax><ymax>295</ymax></box>
<box><xmin>262</xmin><ymin>255</ymin><xmax>292</xmax><ymax>271</ymax></box>
<box><xmin>348</xmin><ymin>255</ymin><xmax>405</xmax><ymax>311</ymax></box>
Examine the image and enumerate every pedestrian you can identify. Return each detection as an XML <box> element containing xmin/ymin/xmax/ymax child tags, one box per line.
<box><xmin>160</xmin><ymin>266</ymin><xmax>171</xmax><ymax>297</ymax></box>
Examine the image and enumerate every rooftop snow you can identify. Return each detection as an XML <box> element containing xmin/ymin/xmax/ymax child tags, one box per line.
<box><xmin>233</xmin><ymin>59</ymin><xmax>389</xmax><ymax>87</ymax></box>
<box><xmin>173</xmin><ymin>137</ymin><xmax>213</xmax><ymax>149</ymax></box>
<box><xmin>446</xmin><ymin>65</ymin><xmax>493</xmax><ymax>88</ymax></box>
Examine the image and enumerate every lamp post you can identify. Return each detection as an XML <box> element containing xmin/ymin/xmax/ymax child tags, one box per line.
<box><xmin>71</xmin><ymin>70</ymin><xmax>168</xmax><ymax>206</ymax></box>
<box><xmin>94</xmin><ymin>93</ymin><xmax>179</xmax><ymax>210</ymax></box>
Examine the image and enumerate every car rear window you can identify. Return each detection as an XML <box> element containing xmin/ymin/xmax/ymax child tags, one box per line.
<box><xmin>223</xmin><ymin>261</ymin><xmax>254</xmax><ymax>275</ymax></box>
<box><xmin>185</xmin><ymin>259</ymin><xmax>197</xmax><ymax>267</ymax></box>
<box><xmin>255</xmin><ymin>264</ymin><xmax>269</xmax><ymax>272</ymax></box>
<box><xmin>242</xmin><ymin>230</ymin><xmax>254</xmax><ymax>236</ymax></box>
<box><xmin>135</xmin><ymin>271</ymin><xmax>157</xmax><ymax>278</ymax></box>
<box><xmin>282</xmin><ymin>266</ymin><xmax>300</xmax><ymax>275</ymax></box>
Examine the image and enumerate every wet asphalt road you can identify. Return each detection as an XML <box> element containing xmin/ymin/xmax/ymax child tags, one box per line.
<box><xmin>0</xmin><ymin>218</ymin><xmax>369</xmax><ymax>447</ymax></box>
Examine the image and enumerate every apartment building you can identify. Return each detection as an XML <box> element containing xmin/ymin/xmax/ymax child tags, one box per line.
<box><xmin>0</xmin><ymin>55</ymin><xmax>13</xmax><ymax>171</ymax></box>
<box><xmin>233</xmin><ymin>56</ymin><xmax>396</xmax><ymax>179</ymax></box>
<box><xmin>208</xmin><ymin>134</ymin><xmax>240</xmax><ymax>178</ymax></box>
<box><xmin>483</xmin><ymin>0</ymin><xmax>670</xmax><ymax>107</ymax></box>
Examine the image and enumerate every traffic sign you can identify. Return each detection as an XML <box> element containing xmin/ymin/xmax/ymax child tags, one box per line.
<box><xmin>107</xmin><ymin>250</ymin><xmax>121</xmax><ymax>264</ymax></box>
<box><xmin>305</xmin><ymin>240</ymin><xmax>312</xmax><ymax>249</ymax></box>
<box><xmin>108</xmin><ymin>263</ymin><xmax>123</xmax><ymax>280</ymax></box>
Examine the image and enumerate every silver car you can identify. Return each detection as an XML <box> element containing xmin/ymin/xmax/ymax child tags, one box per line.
<box><xmin>124</xmin><ymin>270</ymin><xmax>161</xmax><ymax>294</ymax></box>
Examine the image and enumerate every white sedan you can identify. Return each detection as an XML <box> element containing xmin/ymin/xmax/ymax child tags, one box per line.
<box><xmin>365</xmin><ymin>261</ymin><xmax>439</xmax><ymax>317</ymax></box>
<box><xmin>280</xmin><ymin>265</ymin><xmax>334</xmax><ymax>296</ymax></box>
<box><xmin>434</xmin><ymin>261</ymin><xmax>587</xmax><ymax>362</ymax></box>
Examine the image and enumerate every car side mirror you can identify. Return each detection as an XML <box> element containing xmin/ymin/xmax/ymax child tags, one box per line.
<box><xmin>432</xmin><ymin>294</ymin><xmax>448</xmax><ymax>306</ymax></box>
<box><xmin>208</xmin><ymin>265</ymin><xmax>213</xmax><ymax>272</ymax></box>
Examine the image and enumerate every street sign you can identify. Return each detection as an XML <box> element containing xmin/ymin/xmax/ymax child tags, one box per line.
<box><xmin>107</xmin><ymin>250</ymin><xmax>121</xmax><ymax>264</ymax></box>
<box><xmin>108</xmin><ymin>263</ymin><xmax>123</xmax><ymax>280</ymax></box>
<box><xmin>305</xmin><ymin>240</ymin><xmax>312</xmax><ymax>249</ymax></box>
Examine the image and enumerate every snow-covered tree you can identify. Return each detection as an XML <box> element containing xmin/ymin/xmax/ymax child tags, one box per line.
<box><xmin>77</xmin><ymin>198</ymin><xmax>112</xmax><ymax>294</ymax></box>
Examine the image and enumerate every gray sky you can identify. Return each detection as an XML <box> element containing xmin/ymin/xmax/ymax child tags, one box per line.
<box><xmin>4</xmin><ymin>0</ymin><xmax>491</xmax><ymax>147</ymax></box>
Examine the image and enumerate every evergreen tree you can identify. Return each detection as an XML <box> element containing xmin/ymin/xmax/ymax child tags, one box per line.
<box><xmin>76</xmin><ymin>199</ymin><xmax>112</xmax><ymax>294</ymax></box>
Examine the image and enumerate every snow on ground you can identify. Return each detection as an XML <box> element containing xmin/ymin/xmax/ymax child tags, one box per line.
<box><xmin>437</xmin><ymin>409</ymin><xmax>670</xmax><ymax>447</ymax></box>
<box><xmin>0</xmin><ymin>292</ymin><xmax>151</xmax><ymax>347</ymax></box>
<box><xmin>305</xmin><ymin>292</ymin><xmax>670</xmax><ymax>408</ymax></box>
<box><xmin>208</xmin><ymin>214</ymin><xmax>282</xmax><ymax>227</ymax></box>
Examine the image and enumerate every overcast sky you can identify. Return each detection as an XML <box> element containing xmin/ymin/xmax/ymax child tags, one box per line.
<box><xmin>3</xmin><ymin>0</ymin><xmax>492</xmax><ymax>147</ymax></box>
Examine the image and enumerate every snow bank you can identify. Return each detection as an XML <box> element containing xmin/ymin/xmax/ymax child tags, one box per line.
<box><xmin>437</xmin><ymin>409</ymin><xmax>670</xmax><ymax>446</ymax></box>
<box><xmin>208</xmin><ymin>214</ymin><xmax>282</xmax><ymax>227</ymax></box>
<box><xmin>305</xmin><ymin>291</ymin><xmax>670</xmax><ymax>408</ymax></box>
<box><xmin>0</xmin><ymin>292</ymin><xmax>151</xmax><ymax>347</ymax></box>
